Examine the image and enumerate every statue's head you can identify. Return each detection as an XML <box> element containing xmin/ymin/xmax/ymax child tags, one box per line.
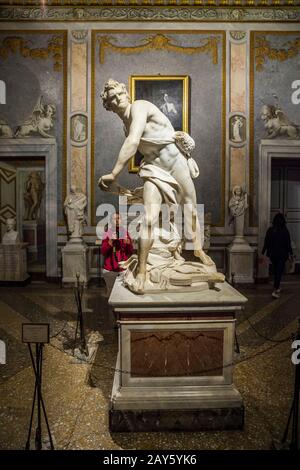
<box><xmin>70</xmin><ymin>184</ymin><xmax>77</xmax><ymax>194</ymax></box>
<box><xmin>234</xmin><ymin>116</ymin><xmax>242</xmax><ymax>124</ymax></box>
<box><xmin>6</xmin><ymin>217</ymin><xmax>16</xmax><ymax>232</ymax></box>
<box><xmin>232</xmin><ymin>185</ymin><xmax>243</xmax><ymax>197</ymax></box>
<box><xmin>100</xmin><ymin>79</ymin><xmax>130</xmax><ymax>113</ymax></box>
<box><xmin>45</xmin><ymin>104</ymin><xmax>56</xmax><ymax>117</ymax></box>
<box><xmin>260</xmin><ymin>104</ymin><xmax>275</xmax><ymax>122</ymax></box>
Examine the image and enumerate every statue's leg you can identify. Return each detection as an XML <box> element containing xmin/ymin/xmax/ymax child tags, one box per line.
<box><xmin>30</xmin><ymin>192</ymin><xmax>38</xmax><ymax>220</ymax></box>
<box><xmin>134</xmin><ymin>181</ymin><xmax>162</xmax><ymax>292</ymax></box>
<box><xmin>178</xmin><ymin>176</ymin><xmax>214</xmax><ymax>266</ymax></box>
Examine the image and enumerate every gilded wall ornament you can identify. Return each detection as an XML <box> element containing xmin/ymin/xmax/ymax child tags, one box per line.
<box><xmin>0</xmin><ymin>35</ymin><xmax>64</xmax><ymax>72</ymax></box>
<box><xmin>255</xmin><ymin>35</ymin><xmax>300</xmax><ymax>71</ymax></box>
<box><xmin>97</xmin><ymin>34</ymin><xmax>220</xmax><ymax>65</ymax></box>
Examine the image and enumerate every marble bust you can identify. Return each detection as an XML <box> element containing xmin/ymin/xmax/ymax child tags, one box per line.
<box><xmin>64</xmin><ymin>185</ymin><xmax>87</xmax><ymax>242</ymax></box>
<box><xmin>2</xmin><ymin>218</ymin><xmax>20</xmax><ymax>244</ymax></box>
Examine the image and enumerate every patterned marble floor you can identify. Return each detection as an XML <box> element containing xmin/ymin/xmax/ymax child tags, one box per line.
<box><xmin>0</xmin><ymin>276</ymin><xmax>299</xmax><ymax>450</ymax></box>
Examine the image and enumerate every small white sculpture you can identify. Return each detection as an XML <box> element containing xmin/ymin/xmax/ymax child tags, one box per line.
<box><xmin>0</xmin><ymin>119</ymin><xmax>13</xmax><ymax>138</ymax></box>
<box><xmin>229</xmin><ymin>186</ymin><xmax>248</xmax><ymax>242</ymax></box>
<box><xmin>72</xmin><ymin>115</ymin><xmax>86</xmax><ymax>142</ymax></box>
<box><xmin>64</xmin><ymin>185</ymin><xmax>87</xmax><ymax>242</ymax></box>
<box><xmin>2</xmin><ymin>217</ymin><xmax>20</xmax><ymax>244</ymax></box>
<box><xmin>23</xmin><ymin>171</ymin><xmax>45</xmax><ymax>221</ymax></box>
<box><xmin>232</xmin><ymin>116</ymin><xmax>243</xmax><ymax>143</ymax></box>
<box><xmin>15</xmin><ymin>96</ymin><xmax>56</xmax><ymax>138</ymax></box>
<box><xmin>260</xmin><ymin>104</ymin><xmax>300</xmax><ymax>139</ymax></box>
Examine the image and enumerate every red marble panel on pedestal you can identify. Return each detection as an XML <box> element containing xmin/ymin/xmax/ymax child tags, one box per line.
<box><xmin>23</xmin><ymin>229</ymin><xmax>35</xmax><ymax>245</ymax></box>
<box><xmin>130</xmin><ymin>329</ymin><xmax>224</xmax><ymax>377</ymax></box>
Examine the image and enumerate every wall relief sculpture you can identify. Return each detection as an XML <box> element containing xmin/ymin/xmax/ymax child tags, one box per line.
<box><xmin>260</xmin><ymin>102</ymin><xmax>300</xmax><ymax>139</ymax></box>
<box><xmin>15</xmin><ymin>96</ymin><xmax>56</xmax><ymax>138</ymax></box>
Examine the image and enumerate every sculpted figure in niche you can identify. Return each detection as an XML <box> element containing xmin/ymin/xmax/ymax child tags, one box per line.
<box><xmin>15</xmin><ymin>96</ymin><xmax>56</xmax><ymax>138</ymax></box>
<box><xmin>98</xmin><ymin>79</ymin><xmax>223</xmax><ymax>294</ymax></box>
<box><xmin>260</xmin><ymin>104</ymin><xmax>300</xmax><ymax>139</ymax></box>
<box><xmin>229</xmin><ymin>186</ymin><xmax>248</xmax><ymax>241</ymax></box>
<box><xmin>2</xmin><ymin>217</ymin><xmax>20</xmax><ymax>244</ymax></box>
<box><xmin>232</xmin><ymin>116</ymin><xmax>243</xmax><ymax>143</ymax></box>
<box><xmin>23</xmin><ymin>171</ymin><xmax>44</xmax><ymax>221</ymax></box>
<box><xmin>64</xmin><ymin>185</ymin><xmax>87</xmax><ymax>241</ymax></box>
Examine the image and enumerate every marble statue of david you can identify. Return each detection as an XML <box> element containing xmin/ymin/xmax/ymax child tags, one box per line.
<box><xmin>98</xmin><ymin>79</ymin><xmax>214</xmax><ymax>293</ymax></box>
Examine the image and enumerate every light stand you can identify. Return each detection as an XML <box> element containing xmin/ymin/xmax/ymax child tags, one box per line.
<box><xmin>73</xmin><ymin>273</ymin><xmax>88</xmax><ymax>357</ymax></box>
<box><xmin>25</xmin><ymin>342</ymin><xmax>54</xmax><ymax>450</ymax></box>
<box><xmin>280</xmin><ymin>319</ymin><xmax>300</xmax><ymax>450</ymax></box>
<box><xmin>231</xmin><ymin>272</ymin><xmax>240</xmax><ymax>354</ymax></box>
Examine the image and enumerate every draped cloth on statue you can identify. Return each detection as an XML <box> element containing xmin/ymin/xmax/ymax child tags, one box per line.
<box><xmin>120</xmin><ymin>224</ymin><xmax>224</xmax><ymax>294</ymax></box>
<box><xmin>140</xmin><ymin>131</ymin><xmax>200</xmax><ymax>181</ymax></box>
<box><xmin>139</xmin><ymin>162</ymin><xmax>180</xmax><ymax>207</ymax></box>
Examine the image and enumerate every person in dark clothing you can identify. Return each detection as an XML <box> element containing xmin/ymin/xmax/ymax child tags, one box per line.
<box><xmin>262</xmin><ymin>213</ymin><xmax>294</xmax><ymax>298</ymax></box>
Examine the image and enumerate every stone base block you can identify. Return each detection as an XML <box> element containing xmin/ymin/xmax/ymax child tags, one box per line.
<box><xmin>109</xmin><ymin>279</ymin><xmax>247</xmax><ymax>433</ymax></box>
<box><xmin>62</xmin><ymin>242</ymin><xmax>90</xmax><ymax>285</ymax></box>
<box><xmin>0</xmin><ymin>276</ymin><xmax>31</xmax><ymax>287</ymax></box>
<box><xmin>110</xmin><ymin>406</ymin><xmax>244</xmax><ymax>432</ymax></box>
<box><xmin>226</xmin><ymin>243</ymin><xmax>255</xmax><ymax>284</ymax></box>
<box><xmin>22</xmin><ymin>220</ymin><xmax>44</xmax><ymax>256</ymax></box>
<box><xmin>0</xmin><ymin>243</ymin><xmax>29</xmax><ymax>282</ymax></box>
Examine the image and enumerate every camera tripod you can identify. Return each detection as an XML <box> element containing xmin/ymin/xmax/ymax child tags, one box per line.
<box><xmin>25</xmin><ymin>343</ymin><xmax>54</xmax><ymax>450</ymax></box>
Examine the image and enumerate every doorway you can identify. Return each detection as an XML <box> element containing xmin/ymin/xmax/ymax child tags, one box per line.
<box><xmin>271</xmin><ymin>158</ymin><xmax>300</xmax><ymax>271</ymax></box>
<box><xmin>0</xmin><ymin>156</ymin><xmax>46</xmax><ymax>275</ymax></box>
<box><xmin>0</xmin><ymin>138</ymin><xmax>58</xmax><ymax>279</ymax></box>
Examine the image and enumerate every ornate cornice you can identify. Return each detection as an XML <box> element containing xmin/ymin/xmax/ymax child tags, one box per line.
<box><xmin>0</xmin><ymin>6</ymin><xmax>300</xmax><ymax>22</ymax></box>
<box><xmin>0</xmin><ymin>1</ymin><xmax>299</xmax><ymax>6</ymax></box>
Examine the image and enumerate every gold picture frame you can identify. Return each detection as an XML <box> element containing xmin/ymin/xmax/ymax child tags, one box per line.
<box><xmin>128</xmin><ymin>75</ymin><xmax>189</xmax><ymax>173</ymax></box>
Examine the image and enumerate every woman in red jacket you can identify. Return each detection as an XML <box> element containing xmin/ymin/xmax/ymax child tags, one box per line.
<box><xmin>101</xmin><ymin>212</ymin><xmax>133</xmax><ymax>297</ymax></box>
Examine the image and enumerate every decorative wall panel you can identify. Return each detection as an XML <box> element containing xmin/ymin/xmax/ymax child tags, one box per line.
<box><xmin>0</xmin><ymin>31</ymin><xmax>67</xmax><ymax>221</ymax></box>
<box><xmin>250</xmin><ymin>31</ymin><xmax>300</xmax><ymax>226</ymax></box>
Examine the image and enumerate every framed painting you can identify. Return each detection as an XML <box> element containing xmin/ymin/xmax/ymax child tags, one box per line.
<box><xmin>128</xmin><ymin>75</ymin><xmax>189</xmax><ymax>173</ymax></box>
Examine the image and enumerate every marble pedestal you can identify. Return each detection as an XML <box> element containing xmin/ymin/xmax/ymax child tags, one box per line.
<box><xmin>0</xmin><ymin>243</ymin><xmax>30</xmax><ymax>285</ymax></box>
<box><xmin>226</xmin><ymin>241</ymin><xmax>255</xmax><ymax>284</ymax></box>
<box><xmin>22</xmin><ymin>220</ymin><xmax>44</xmax><ymax>257</ymax></box>
<box><xmin>109</xmin><ymin>278</ymin><xmax>247</xmax><ymax>432</ymax></box>
<box><xmin>62</xmin><ymin>242</ymin><xmax>90</xmax><ymax>286</ymax></box>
